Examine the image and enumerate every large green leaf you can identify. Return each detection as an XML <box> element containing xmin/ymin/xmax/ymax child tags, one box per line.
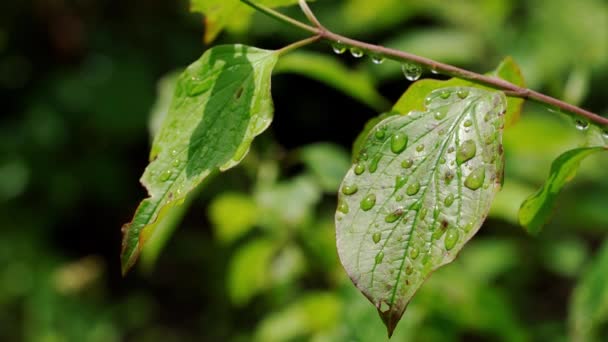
<box><xmin>352</xmin><ymin>57</ymin><xmax>524</xmax><ymax>159</ymax></box>
<box><xmin>336</xmin><ymin>86</ymin><xmax>507</xmax><ymax>335</ymax></box>
<box><xmin>121</xmin><ymin>45</ymin><xmax>278</xmax><ymax>274</ymax></box>
<box><xmin>518</xmin><ymin>146</ymin><xmax>606</xmax><ymax>234</ymax></box>
<box><xmin>570</xmin><ymin>238</ymin><xmax>608</xmax><ymax>342</ymax></box>
<box><xmin>191</xmin><ymin>0</ymin><xmax>300</xmax><ymax>43</ymax></box>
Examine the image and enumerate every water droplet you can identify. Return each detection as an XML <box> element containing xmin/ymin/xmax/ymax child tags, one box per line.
<box><xmin>409</xmin><ymin>201</ymin><xmax>421</xmax><ymax>211</ymax></box>
<box><xmin>575</xmin><ymin>119</ymin><xmax>589</xmax><ymax>131</ymax></box>
<box><xmin>369</xmin><ymin>155</ymin><xmax>381</xmax><ymax>173</ymax></box>
<box><xmin>170</xmin><ymin>149</ymin><xmax>178</xmax><ymax>157</ymax></box>
<box><xmin>385</xmin><ymin>209</ymin><xmax>404</xmax><ymax>223</ymax></box>
<box><xmin>371</xmin><ymin>54</ymin><xmax>385</xmax><ymax>64</ymax></box>
<box><xmin>375</xmin><ymin>128</ymin><xmax>386</xmax><ymax>140</ymax></box>
<box><xmin>602</xmin><ymin>128</ymin><xmax>608</xmax><ymax>139</ymax></box>
<box><xmin>405</xmin><ymin>266</ymin><xmax>413</xmax><ymax>275</ymax></box>
<box><xmin>447</xmin><ymin>146</ymin><xmax>455</xmax><ymax>153</ymax></box>
<box><xmin>395</xmin><ymin>174</ymin><xmax>408</xmax><ymax>190</ymax></box>
<box><xmin>354</xmin><ymin>163</ymin><xmax>365</xmax><ymax>175</ymax></box>
<box><xmin>439</xmin><ymin>90</ymin><xmax>451</xmax><ymax>99</ymax></box>
<box><xmin>338</xmin><ymin>200</ymin><xmax>349</xmax><ymax>214</ymax></box>
<box><xmin>401</xmin><ymin>159</ymin><xmax>413</xmax><ymax>169</ymax></box>
<box><xmin>396</xmin><ymin>194</ymin><xmax>404</xmax><ymax>202</ymax></box>
<box><xmin>416</xmin><ymin>144</ymin><xmax>425</xmax><ymax>152</ymax></box>
<box><xmin>360</xmin><ymin>193</ymin><xmax>376</xmax><ymax>211</ymax></box>
<box><xmin>444</xmin><ymin>170</ymin><xmax>454</xmax><ymax>184</ymax></box>
<box><xmin>463</xmin><ymin>119</ymin><xmax>473</xmax><ymax>127</ymax></box>
<box><xmin>456</xmin><ymin>140</ymin><xmax>476</xmax><ymax>165</ymax></box>
<box><xmin>438</xmin><ymin>129</ymin><xmax>446</xmax><ymax>136</ymax></box>
<box><xmin>359</xmin><ymin>152</ymin><xmax>369</xmax><ymax>160</ymax></box>
<box><xmin>159</xmin><ymin>170</ymin><xmax>172</xmax><ymax>182</ymax></box>
<box><xmin>439</xmin><ymin>157</ymin><xmax>446</xmax><ymax>164</ymax></box>
<box><xmin>390</xmin><ymin>133</ymin><xmax>408</xmax><ymax>154</ymax></box>
<box><xmin>419</xmin><ymin>208</ymin><xmax>428</xmax><ymax>220</ymax></box>
<box><xmin>375</xmin><ymin>251</ymin><xmax>385</xmax><ymax>264</ymax></box>
<box><xmin>402</xmin><ymin>63</ymin><xmax>422</xmax><ymax>81</ymax></box>
<box><xmin>457</xmin><ymin>89</ymin><xmax>469</xmax><ymax>99</ymax></box>
<box><xmin>464</xmin><ymin>166</ymin><xmax>486</xmax><ymax>190</ymax></box>
<box><xmin>432</xmin><ymin>221</ymin><xmax>448</xmax><ymax>240</ymax></box>
<box><xmin>430</xmin><ymin>67</ymin><xmax>439</xmax><ymax>74</ymax></box>
<box><xmin>444</xmin><ymin>228</ymin><xmax>459</xmax><ymax>250</ymax></box>
<box><xmin>350</xmin><ymin>47</ymin><xmax>364</xmax><ymax>58</ymax></box>
<box><xmin>332</xmin><ymin>41</ymin><xmax>346</xmax><ymax>54</ymax></box>
<box><xmin>433</xmin><ymin>205</ymin><xmax>440</xmax><ymax>219</ymax></box>
<box><xmin>434</xmin><ymin>111</ymin><xmax>446</xmax><ymax>120</ymax></box>
<box><xmin>372</xmin><ymin>232</ymin><xmax>381</xmax><ymax>244</ymax></box>
<box><xmin>463</xmin><ymin>223</ymin><xmax>474</xmax><ymax>233</ymax></box>
<box><xmin>444</xmin><ymin>194</ymin><xmax>455</xmax><ymax>207</ymax></box>
<box><xmin>342</xmin><ymin>184</ymin><xmax>358</xmax><ymax>195</ymax></box>
<box><xmin>406</xmin><ymin>182</ymin><xmax>420</xmax><ymax>196</ymax></box>
<box><xmin>172</xmin><ymin>159</ymin><xmax>180</xmax><ymax>167</ymax></box>
<box><xmin>409</xmin><ymin>247</ymin><xmax>419</xmax><ymax>259</ymax></box>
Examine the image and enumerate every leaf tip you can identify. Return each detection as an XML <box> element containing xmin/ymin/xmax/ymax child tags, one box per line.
<box><xmin>378</xmin><ymin>307</ymin><xmax>403</xmax><ymax>338</ymax></box>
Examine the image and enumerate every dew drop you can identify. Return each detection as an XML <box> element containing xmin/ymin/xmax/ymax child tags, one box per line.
<box><xmin>396</xmin><ymin>194</ymin><xmax>404</xmax><ymax>202</ymax></box>
<box><xmin>390</xmin><ymin>133</ymin><xmax>408</xmax><ymax>154</ymax></box>
<box><xmin>401</xmin><ymin>159</ymin><xmax>413</xmax><ymax>169</ymax></box>
<box><xmin>395</xmin><ymin>174</ymin><xmax>408</xmax><ymax>190</ymax></box>
<box><xmin>409</xmin><ymin>247</ymin><xmax>419</xmax><ymax>260</ymax></box>
<box><xmin>331</xmin><ymin>42</ymin><xmax>346</xmax><ymax>54</ymax></box>
<box><xmin>371</xmin><ymin>54</ymin><xmax>385</xmax><ymax>64</ymax></box>
<box><xmin>434</xmin><ymin>111</ymin><xmax>446</xmax><ymax>120</ymax></box>
<box><xmin>159</xmin><ymin>170</ymin><xmax>172</xmax><ymax>182</ymax></box>
<box><xmin>603</xmin><ymin>128</ymin><xmax>608</xmax><ymax>139</ymax></box>
<box><xmin>342</xmin><ymin>184</ymin><xmax>358</xmax><ymax>195</ymax></box>
<box><xmin>444</xmin><ymin>194</ymin><xmax>455</xmax><ymax>207</ymax></box>
<box><xmin>369</xmin><ymin>155</ymin><xmax>381</xmax><ymax>173</ymax></box>
<box><xmin>375</xmin><ymin>127</ymin><xmax>386</xmax><ymax>140</ymax></box>
<box><xmin>354</xmin><ymin>163</ymin><xmax>365</xmax><ymax>175</ymax></box>
<box><xmin>464</xmin><ymin>166</ymin><xmax>486</xmax><ymax>190</ymax></box>
<box><xmin>405</xmin><ymin>266</ymin><xmax>414</xmax><ymax>275</ymax></box>
<box><xmin>463</xmin><ymin>223</ymin><xmax>474</xmax><ymax>233</ymax></box>
<box><xmin>438</xmin><ymin>129</ymin><xmax>446</xmax><ymax>136</ymax></box>
<box><xmin>360</xmin><ymin>193</ymin><xmax>376</xmax><ymax>211</ymax></box>
<box><xmin>439</xmin><ymin>90</ymin><xmax>451</xmax><ymax>99</ymax></box>
<box><xmin>444</xmin><ymin>228</ymin><xmax>459</xmax><ymax>250</ymax></box>
<box><xmin>401</xmin><ymin>63</ymin><xmax>422</xmax><ymax>81</ymax></box>
<box><xmin>409</xmin><ymin>201</ymin><xmax>421</xmax><ymax>211</ymax></box>
<box><xmin>439</xmin><ymin>157</ymin><xmax>446</xmax><ymax>164</ymax></box>
<box><xmin>433</xmin><ymin>205</ymin><xmax>440</xmax><ymax>219</ymax></box>
<box><xmin>456</xmin><ymin>140</ymin><xmax>477</xmax><ymax>165</ymax></box>
<box><xmin>416</xmin><ymin>144</ymin><xmax>425</xmax><ymax>152</ymax></box>
<box><xmin>447</xmin><ymin>146</ymin><xmax>455</xmax><ymax>153</ymax></box>
<box><xmin>359</xmin><ymin>152</ymin><xmax>369</xmax><ymax>161</ymax></box>
<box><xmin>350</xmin><ymin>47</ymin><xmax>364</xmax><ymax>58</ymax></box>
<box><xmin>372</xmin><ymin>232</ymin><xmax>381</xmax><ymax>244</ymax></box>
<box><xmin>406</xmin><ymin>182</ymin><xmax>420</xmax><ymax>196</ymax></box>
<box><xmin>170</xmin><ymin>149</ymin><xmax>178</xmax><ymax>157</ymax></box>
<box><xmin>457</xmin><ymin>89</ymin><xmax>469</xmax><ymax>99</ymax></box>
<box><xmin>375</xmin><ymin>251</ymin><xmax>385</xmax><ymax>264</ymax></box>
<box><xmin>444</xmin><ymin>170</ymin><xmax>454</xmax><ymax>185</ymax></box>
<box><xmin>430</xmin><ymin>67</ymin><xmax>439</xmax><ymax>74</ymax></box>
<box><xmin>172</xmin><ymin>159</ymin><xmax>180</xmax><ymax>167</ymax></box>
<box><xmin>419</xmin><ymin>208</ymin><xmax>428</xmax><ymax>220</ymax></box>
<box><xmin>574</xmin><ymin>119</ymin><xmax>589</xmax><ymax>131</ymax></box>
<box><xmin>338</xmin><ymin>200</ymin><xmax>349</xmax><ymax>214</ymax></box>
<box><xmin>385</xmin><ymin>209</ymin><xmax>404</xmax><ymax>223</ymax></box>
<box><xmin>463</xmin><ymin>119</ymin><xmax>473</xmax><ymax>127</ymax></box>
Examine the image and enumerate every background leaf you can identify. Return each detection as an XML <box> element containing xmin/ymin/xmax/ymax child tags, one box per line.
<box><xmin>336</xmin><ymin>86</ymin><xmax>507</xmax><ymax>335</ymax></box>
<box><xmin>121</xmin><ymin>45</ymin><xmax>278</xmax><ymax>274</ymax></box>
<box><xmin>518</xmin><ymin>147</ymin><xmax>607</xmax><ymax>234</ymax></box>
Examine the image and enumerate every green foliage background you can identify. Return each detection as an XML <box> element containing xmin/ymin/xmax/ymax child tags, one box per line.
<box><xmin>0</xmin><ymin>0</ymin><xmax>607</xmax><ymax>340</ymax></box>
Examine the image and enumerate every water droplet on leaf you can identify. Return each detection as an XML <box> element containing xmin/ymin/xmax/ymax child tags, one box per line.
<box><xmin>434</xmin><ymin>111</ymin><xmax>446</xmax><ymax>120</ymax></box>
<box><xmin>354</xmin><ymin>163</ymin><xmax>365</xmax><ymax>175</ymax></box>
<box><xmin>338</xmin><ymin>201</ymin><xmax>349</xmax><ymax>214</ymax></box>
<box><xmin>390</xmin><ymin>133</ymin><xmax>408</xmax><ymax>154</ymax></box>
<box><xmin>360</xmin><ymin>193</ymin><xmax>376</xmax><ymax>211</ymax></box>
<box><xmin>444</xmin><ymin>194</ymin><xmax>455</xmax><ymax>207</ymax></box>
<box><xmin>159</xmin><ymin>170</ymin><xmax>172</xmax><ymax>182</ymax></box>
<box><xmin>395</xmin><ymin>174</ymin><xmax>408</xmax><ymax>189</ymax></box>
<box><xmin>457</xmin><ymin>89</ymin><xmax>469</xmax><ymax>99</ymax></box>
<box><xmin>409</xmin><ymin>247</ymin><xmax>419</xmax><ymax>259</ymax></box>
<box><xmin>406</xmin><ymin>182</ymin><xmax>420</xmax><ymax>196</ymax></box>
<box><xmin>401</xmin><ymin>159</ymin><xmax>413</xmax><ymax>169</ymax></box>
<box><xmin>375</xmin><ymin>251</ymin><xmax>384</xmax><ymax>264</ymax></box>
<box><xmin>416</xmin><ymin>144</ymin><xmax>425</xmax><ymax>152</ymax></box>
<box><xmin>342</xmin><ymin>184</ymin><xmax>358</xmax><ymax>195</ymax></box>
<box><xmin>456</xmin><ymin>140</ymin><xmax>476</xmax><ymax>165</ymax></box>
<box><xmin>444</xmin><ymin>228</ymin><xmax>459</xmax><ymax>250</ymax></box>
<box><xmin>369</xmin><ymin>155</ymin><xmax>381</xmax><ymax>173</ymax></box>
<box><xmin>372</xmin><ymin>232</ymin><xmax>381</xmax><ymax>244</ymax></box>
<box><xmin>464</xmin><ymin>166</ymin><xmax>485</xmax><ymax>190</ymax></box>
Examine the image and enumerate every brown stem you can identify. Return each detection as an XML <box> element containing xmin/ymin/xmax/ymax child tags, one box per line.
<box><xmin>246</xmin><ymin>0</ymin><xmax>608</xmax><ymax>126</ymax></box>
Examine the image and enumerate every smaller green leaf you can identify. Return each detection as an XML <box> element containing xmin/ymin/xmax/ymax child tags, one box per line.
<box><xmin>209</xmin><ymin>192</ymin><xmax>258</xmax><ymax>244</ymax></box>
<box><xmin>299</xmin><ymin>143</ymin><xmax>351</xmax><ymax>192</ymax></box>
<box><xmin>518</xmin><ymin>147</ymin><xmax>607</xmax><ymax>234</ymax></box>
<box><xmin>274</xmin><ymin>51</ymin><xmax>389</xmax><ymax>111</ymax></box>
<box><xmin>121</xmin><ymin>45</ymin><xmax>278</xmax><ymax>274</ymax></box>
<box><xmin>570</xmin><ymin>239</ymin><xmax>608</xmax><ymax>341</ymax></box>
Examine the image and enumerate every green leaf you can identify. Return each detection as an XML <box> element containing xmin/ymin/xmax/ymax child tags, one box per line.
<box><xmin>518</xmin><ymin>147</ymin><xmax>606</xmax><ymax>234</ymax></box>
<box><xmin>336</xmin><ymin>87</ymin><xmax>507</xmax><ymax>336</ymax></box>
<box><xmin>148</xmin><ymin>70</ymin><xmax>181</xmax><ymax>140</ymax></box>
<box><xmin>352</xmin><ymin>57</ymin><xmax>524</xmax><ymax>160</ymax></box>
<box><xmin>299</xmin><ymin>143</ymin><xmax>352</xmax><ymax>192</ymax></box>
<box><xmin>191</xmin><ymin>0</ymin><xmax>300</xmax><ymax>43</ymax></box>
<box><xmin>228</xmin><ymin>238</ymin><xmax>276</xmax><ymax>305</ymax></box>
<box><xmin>274</xmin><ymin>51</ymin><xmax>389</xmax><ymax>111</ymax></box>
<box><xmin>121</xmin><ymin>45</ymin><xmax>278</xmax><ymax>274</ymax></box>
<box><xmin>570</xmin><ymin>238</ymin><xmax>608</xmax><ymax>341</ymax></box>
<box><xmin>209</xmin><ymin>192</ymin><xmax>258</xmax><ymax>244</ymax></box>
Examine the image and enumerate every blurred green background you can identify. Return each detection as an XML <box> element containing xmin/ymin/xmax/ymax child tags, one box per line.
<box><xmin>1</xmin><ymin>0</ymin><xmax>607</xmax><ymax>341</ymax></box>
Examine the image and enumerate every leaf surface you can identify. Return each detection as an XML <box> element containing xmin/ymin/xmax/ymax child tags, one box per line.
<box><xmin>336</xmin><ymin>86</ymin><xmax>507</xmax><ymax>336</ymax></box>
<box><xmin>121</xmin><ymin>45</ymin><xmax>278</xmax><ymax>274</ymax></box>
<box><xmin>518</xmin><ymin>146</ymin><xmax>606</xmax><ymax>234</ymax></box>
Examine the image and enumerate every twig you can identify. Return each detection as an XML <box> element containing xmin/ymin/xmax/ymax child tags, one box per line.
<box><xmin>241</xmin><ymin>0</ymin><xmax>608</xmax><ymax>126</ymax></box>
